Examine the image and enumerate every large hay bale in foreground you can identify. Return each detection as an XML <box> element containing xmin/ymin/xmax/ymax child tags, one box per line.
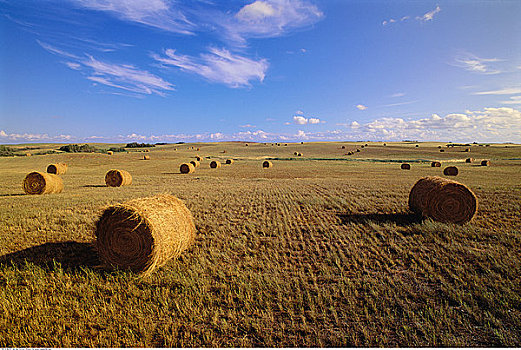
<box><xmin>263</xmin><ymin>160</ymin><xmax>273</xmax><ymax>168</ymax></box>
<box><xmin>431</xmin><ymin>161</ymin><xmax>441</xmax><ymax>168</ymax></box>
<box><xmin>466</xmin><ymin>158</ymin><xmax>474</xmax><ymax>163</ymax></box>
<box><xmin>443</xmin><ymin>166</ymin><xmax>459</xmax><ymax>176</ymax></box>
<box><xmin>180</xmin><ymin>163</ymin><xmax>195</xmax><ymax>174</ymax></box>
<box><xmin>190</xmin><ymin>160</ymin><xmax>200</xmax><ymax>168</ymax></box>
<box><xmin>23</xmin><ymin>171</ymin><xmax>63</xmax><ymax>195</ymax></box>
<box><xmin>105</xmin><ymin>169</ymin><xmax>132</xmax><ymax>187</ymax></box>
<box><xmin>95</xmin><ymin>194</ymin><xmax>196</xmax><ymax>276</ymax></box>
<box><xmin>481</xmin><ymin>160</ymin><xmax>490</xmax><ymax>166</ymax></box>
<box><xmin>47</xmin><ymin>163</ymin><xmax>68</xmax><ymax>175</ymax></box>
<box><xmin>225</xmin><ymin>159</ymin><xmax>234</xmax><ymax>164</ymax></box>
<box><xmin>401</xmin><ymin>163</ymin><xmax>411</xmax><ymax>170</ymax></box>
<box><xmin>210</xmin><ymin>160</ymin><xmax>221</xmax><ymax>168</ymax></box>
<box><xmin>409</xmin><ymin>176</ymin><xmax>477</xmax><ymax>224</ymax></box>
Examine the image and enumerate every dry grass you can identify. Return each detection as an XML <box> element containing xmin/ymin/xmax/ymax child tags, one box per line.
<box><xmin>0</xmin><ymin>141</ymin><xmax>520</xmax><ymax>347</ymax></box>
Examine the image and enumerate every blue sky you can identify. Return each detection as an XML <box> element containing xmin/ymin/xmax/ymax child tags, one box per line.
<box><xmin>1</xmin><ymin>0</ymin><xmax>521</xmax><ymax>143</ymax></box>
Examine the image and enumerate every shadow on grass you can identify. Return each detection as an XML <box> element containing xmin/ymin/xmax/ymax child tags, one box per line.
<box><xmin>0</xmin><ymin>241</ymin><xmax>100</xmax><ymax>271</ymax></box>
<box><xmin>82</xmin><ymin>185</ymin><xmax>107</xmax><ymax>188</ymax></box>
<box><xmin>338</xmin><ymin>212</ymin><xmax>422</xmax><ymax>226</ymax></box>
<box><xmin>0</xmin><ymin>193</ymin><xmax>26</xmax><ymax>197</ymax></box>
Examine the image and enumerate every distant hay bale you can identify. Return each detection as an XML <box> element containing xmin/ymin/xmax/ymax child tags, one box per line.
<box><xmin>210</xmin><ymin>160</ymin><xmax>221</xmax><ymax>168</ymax></box>
<box><xmin>25</xmin><ymin>153</ymin><xmax>32</xmax><ymax>157</ymax></box>
<box><xmin>300</xmin><ymin>142</ymin><xmax>304</xmax><ymax>144</ymax></box>
<box><xmin>466</xmin><ymin>158</ymin><xmax>474</xmax><ymax>163</ymax></box>
<box><xmin>439</xmin><ymin>149</ymin><xmax>445</xmax><ymax>152</ymax></box>
<box><xmin>356</xmin><ymin>149</ymin><xmax>360</xmax><ymax>152</ymax></box>
<box><xmin>401</xmin><ymin>163</ymin><xmax>411</xmax><ymax>170</ymax></box>
<box><xmin>409</xmin><ymin>176</ymin><xmax>477</xmax><ymax>224</ymax></box>
<box><xmin>383</xmin><ymin>143</ymin><xmax>387</xmax><ymax>146</ymax></box>
<box><xmin>174</xmin><ymin>148</ymin><xmax>177</xmax><ymax>151</ymax></box>
<box><xmin>464</xmin><ymin>148</ymin><xmax>470</xmax><ymax>152</ymax></box>
<box><xmin>415</xmin><ymin>145</ymin><xmax>419</xmax><ymax>147</ymax></box>
<box><xmin>143</xmin><ymin>155</ymin><xmax>150</xmax><ymax>160</ymax></box>
<box><xmin>341</xmin><ymin>146</ymin><xmax>345</xmax><ymax>149</ymax></box>
<box><xmin>443</xmin><ymin>166</ymin><xmax>459</xmax><ymax>176</ymax></box>
<box><xmin>298</xmin><ymin>152</ymin><xmax>303</xmax><ymax>156</ymax></box>
<box><xmin>196</xmin><ymin>148</ymin><xmax>200</xmax><ymax>151</ymax></box>
<box><xmin>294</xmin><ymin>152</ymin><xmax>298</xmax><ymax>156</ymax></box>
<box><xmin>481</xmin><ymin>160</ymin><xmax>490</xmax><ymax>166</ymax></box>
<box><xmin>245</xmin><ymin>143</ymin><xmax>248</xmax><ymax>146</ymax></box>
<box><xmin>107</xmin><ymin>151</ymin><xmax>114</xmax><ymax>155</ymax></box>
<box><xmin>180</xmin><ymin>163</ymin><xmax>195</xmax><ymax>174</ymax></box>
<box><xmin>145</xmin><ymin>149</ymin><xmax>150</xmax><ymax>152</ymax></box>
<box><xmin>23</xmin><ymin>171</ymin><xmax>63</xmax><ymax>195</ymax></box>
<box><xmin>47</xmin><ymin>163</ymin><xmax>68</xmax><ymax>175</ymax></box>
<box><xmin>195</xmin><ymin>156</ymin><xmax>203</xmax><ymax>162</ymax></box>
<box><xmin>438</xmin><ymin>146</ymin><xmax>442</xmax><ymax>149</ymax></box>
<box><xmin>263</xmin><ymin>160</ymin><xmax>273</xmax><ymax>168</ymax></box>
<box><xmin>431</xmin><ymin>161</ymin><xmax>441</xmax><ymax>167</ymax></box>
<box><xmin>222</xmin><ymin>150</ymin><xmax>226</xmax><ymax>153</ymax></box>
<box><xmin>105</xmin><ymin>169</ymin><xmax>132</xmax><ymax>187</ymax></box>
<box><xmin>95</xmin><ymin>194</ymin><xmax>195</xmax><ymax>276</ymax></box>
<box><xmin>189</xmin><ymin>160</ymin><xmax>200</xmax><ymax>168</ymax></box>
<box><xmin>225</xmin><ymin>159</ymin><xmax>234</xmax><ymax>164</ymax></box>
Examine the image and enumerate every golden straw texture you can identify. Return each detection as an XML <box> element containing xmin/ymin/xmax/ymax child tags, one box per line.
<box><xmin>105</xmin><ymin>169</ymin><xmax>132</xmax><ymax>187</ymax></box>
<box><xmin>47</xmin><ymin>163</ymin><xmax>68</xmax><ymax>175</ymax></box>
<box><xmin>23</xmin><ymin>171</ymin><xmax>63</xmax><ymax>195</ymax></box>
<box><xmin>95</xmin><ymin>194</ymin><xmax>196</xmax><ymax>276</ymax></box>
<box><xmin>409</xmin><ymin>176</ymin><xmax>477</xmax><ymax>224</ymax></box>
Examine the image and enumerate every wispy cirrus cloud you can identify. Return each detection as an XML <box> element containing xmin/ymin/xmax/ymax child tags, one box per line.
<box><xmin>383</xmin><ymin>5</ymin><xmax>440</xmax><ymax>26</ymax></box>
<box><xmin>37</xmin><ymin>41</ymin><xmax>174</xmax><ymax>96</ymax></box>
<box><xmin>452</xmin><ymin>53</ymin><xmax>503</xmax><ymax>74</ymax></box>
<box><xmin>152</xmin><ymin>47</ymin><xmax>268</xmax><ymax>88</ymax></box>
<box><xmin>473</xmin><ymin>87</ymin><xmax>521</xmax><ymax>95</ymax></box>
<box><xmin>67</xmin><ymin>0</ymin><xmax>195</xmax><ymax>34</ymax></box>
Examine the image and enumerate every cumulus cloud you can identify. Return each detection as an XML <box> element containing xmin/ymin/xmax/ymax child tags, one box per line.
<box><xmin>292</xmin><ymin>114</ymin><xmax>322</xmax><ymax>125</ymax></box>
<box><xmin>356</xmin><ymin>104</ymin><xmax>368</xmax><ymax>110</ymax></box>
<box><xmin>152</xmin><ymin>47</ymin><xmax>268</xmax><ymax>88</ymax></box>
<box><xmin>0</xmin><ymin>130</ymin><xmax>73</xmax><ymax>142</ymax></box>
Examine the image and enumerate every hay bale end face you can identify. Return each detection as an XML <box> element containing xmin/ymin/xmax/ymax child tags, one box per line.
<box><xmin>107</xmin><ymin>151</ymin><xmax>114</xmax><ymax>155</ymax></box>
<box><xmin>439</xmin><ymin>149</ymin><xmax>445</xmax><ymax>152</ymax></box>
<box><xmin>225</xmin><ymin>159</ymin><xmax>234</xmax><ymax>164</ymax></box>
<box><xmin>341</xmin><ymin>146</ymin><xmax>345</xmax><ymax>149</ymax></box>
<box><xmin>180</xmin><ymin>163</ymin><xmax>195</xmax><ymax>174</ymax></box>
<box><xmin>23</xmin><ymin>171</ymin><xmax>63</xmax><ymax>195</ymax></box>
<box><xmin>409</xmin><ymin>176</ymin><xmax>477</xmax><ymax>224</ymax></box>
<box><xmin>189</xmin><ymin>160</ymin><xmax>200</xmax><ymax>168</ymax></box>
<box><xmin>431</xmin><ymin>161</ymin><xmax>441</xmax><ymax>167</ymax></box>
<box><xmin>401</xmin><ymin>163</ymin><xmax>411</xmax><ymax>170</ymax></box>
<box><xmin>481</xmin><ymin>160</ymin><xmax>490</xmax><ymax>166</ymax></box>
<box><xmin>143</xmin><ymin>155</ymin><xmax>150</xmax><ymax>160</ymax></box>
<box><xmin>195</xmin><ymin>156</ymin><xmax>202</xmax><ymax>162</ymax></box>
<box><xmin>105</xmin><ymin>169</ymin><xmax>132</xmax><ymax>187</ymax></box>
<box><xmin>466</xmin><ymin>158</ymin><xmax>474</xmax><ymax>163</ymax></box>
<box><xmin>443</xmin><ymin>166</ymin><xmax>459</xmax><ymax>176</ymax></box>
<box><xmin>47</xmin><ymin>163</ymin><xmax>68</xmax><ymax>175</ymax></box>
<box><xmin>263</xmin><ymin>160</ymin><xmax>273</xmax><ymax>168</ymax></box>
<box><xmin>210</xmin><ymin>160</ymin><xmax>221</xmax><ymax>168</ymax></box>
<box><xmin>95</xmin><ymin>194</ymin><xmax>196</xmax><ymax>276</ymax></box>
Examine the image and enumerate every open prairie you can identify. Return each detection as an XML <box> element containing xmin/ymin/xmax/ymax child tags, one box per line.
<box><xmin>1</xmin><ymin>141</ymin><xmax>520</xmax><ymax>347</ymax></box>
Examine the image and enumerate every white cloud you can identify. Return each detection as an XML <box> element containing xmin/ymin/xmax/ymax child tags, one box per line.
<box><xmin>356</xmin><ymin>104</ymin><xmax>368</xmax><ymax>110</ymax></box>
<box><xmin>474</xmin><ymin>87</ymin><xmax>521</xmax><ymax>95</ymax></box>
<box><xmin>295</xmin><ymin>110</ymin><xmax>304</xmax><ymax>115</ymax></box>
<box><xmin>292</xmin><ymin>114</ymin><xmax>322</xmax><ymax>125</ymax></box>
<box><xmin>0</xmin><ymin>130</ymin><xmax>73</xmax><ymax>142</ymax></box>
<box><xmin>453</xmin><ymin>53</ymin><xmax>502</xmax><ymax>74</ymax></box>
<box><xmin>222</xmin><ymin>0</ymin><xmax>324</xmax><ymax>44</ymax></box>
<box><xmin>390</xmin><ymin>92</ymin><xmax>405</xmax><ymax>98</ymax></box>
<box><xmin>68</xmin><ymin>0</ymin><xmax>195</xmax><ymax>34</ymax></box>
<box><xmin>500</xmin><ymin>96</ymin><xmax>521</xmax><ymax>105</ymax></box>
<box><xmin>240</xmin><ymin>124</ymin><xmax>256</xmax><ymax>128</ymax></box>
<box><xmin>382</xmin><ymin>18</ymin><xmax>396</xmax><ymax>26</ymax></box>
<box><xmin>152</xmin><ymin>47</ymin><xmax>268</xmax><ymax>88</ymax></box>
<box><xmin>308</xmin><ymin>118</ymin><xmax>320</xmax><ymax>124</ymax></box>
<box><xmin>416</xmin><ymin>5</ymin><xmax>441</xmax><ymax>22</ymax></box>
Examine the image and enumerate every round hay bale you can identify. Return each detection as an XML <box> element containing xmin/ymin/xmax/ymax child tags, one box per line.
<box><xmin>439</xmin><ymin>149</ymin><xmax>445</xmax><ymax>152</ymax></box>
<box><xmin>107</xmin><ymin>151</ymin><xmax>114</xmax><ymax>155</ymax></box>
<box><xmin>361</xmin><ymin>145</ymin><xmax>365</xmax><ymax>149</ymax></box>
<box><xmin>143</xmin><ymin>155</ymin><xmax>150</xmax><ymax>160</ymax></box>
<box><xmin>464</xmin><ymin>148</ymin><xmax>470</xmax><ymax>152</ymax></box>
<box><xmin>105</xmin><ymin>169</ymin><xmax>132</xmax><ymax>187</ymax></box>
<box><xmin>415</xmin><ymin>145</ymin><xmax>419</xmax><ymax>147</ymax></box>
<box><xmin>189</xmin><ymin>160</ymin><xmax>200</xmax><ymax>168</ymax></box>
<box><xmin>365</xmin><ymin>144</ymin><xmax>368</xmax><ymax>147</ymax></box>
<box><xmin>465</xmin><ymin>157</ymin><xmax>474</xmax><ymax>163</ymax></box>
<box><xmin>401</xmin><ymin>163</ymin><xmax>411</xmax><ymax>170</ymax></box>
<box><xmin>481</xmin><ymin>160</ymin><xmax>490</xmax><ymax>166</ymax></box>
<box><xmin>25</xmin><ymin>153</ymin><xmax>32</xmax><ymax>157</ymax></box>
<box><xmin>145</xmin><ymin>149</ymin><xmax>150</xmax><ymax>152</ymax></box>
<box><xmin>341</xmin><ymin>146</ymin><xmax>345</xmax><ymax>149</ymax></box>
<box><xmin>263</xmin><ymin>160</ymin><xmax>273</xmax><ymax>168</ymax></box>
<box><xmin>437</xmin><ymin>146</ymin><xmax>442</xmax><ymax>149</ymax></box>
<box><xmin>210</xmin><ymin>160</ymin><xmax>221</xmax><ymax>168</ymax></box>
<box><xmin>225</xmin><ymin>159</ymin><xmax>234</xmax><ymax>164</ymax></box>
<box><xmin>245</xmin><ymin>143</ymin><xmax>248</xmax><ymax>146</ymax></box>
<box><xmin>431</xmin><ymin>161</ymin><xmax>441</xmax><ymax>167</ymax></box>
<box><xmin>196</xmin><ymin>148</ymin><xmax>200</xmax><ymax>151</ymax></box>
<box><xmin>409</xmin><ymin>176</ymin><xmax>477</xmax><ymax>224</ymax></box>
<box><xmin>294</xmin><ymin>152</ymin><xmax>298</xmax><ymax>156</ymax></box>
<box><xmin>298</xmin><ymin>152</ymin><xmax>303</xmax><ymax>156</ymax></box>
<box><xmin>222</xmin><ymin>150</ymin><xmax>226</xmax><ymax>154</ymax></box>
<box><xmin>383</xmin><ymin>143</ymin><xmax>386</xmax><ymax>146</ymax></box>
<box><xmin>300</xmin><ymin>142</ymin><xmax>304</xmax><ymax>144</ymax></box>
<box><xmin>95</xmin><ymin>194</ymin><xmax>195</xmax><ymax>276</ymax></box>
<box><xmin>47</xmin><ymin>163</ymin><xmax>68</xmax><ymax>175</ymax></box>
<box><xmin>180</xmin><ymin>163</ymin><xmax>195</xmax><ymax>174</ymax></box>
<box><xmin>443</xmin><ymin>166</ymin><xmax>459</xmax><ymax>176</ymax></box>
<box><xmin>23</xmin><ymin>171</ymin><xmax>63</xmax><ymax>195</ymax></box>
<box><xmin>195</xmin><ymin>156</ymin><xmax>203</xmax><ymax>162</ymax></box>
<box><xmin>356</xmin><ymin>149</ymin><xmax>360</xmax><ymax>152</ymax></box>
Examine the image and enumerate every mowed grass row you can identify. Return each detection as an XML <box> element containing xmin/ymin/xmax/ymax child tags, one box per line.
<box><xmin>0</xmin><ymin>142</ymin><xmax>520</xmax><ymax>347</ymax></box>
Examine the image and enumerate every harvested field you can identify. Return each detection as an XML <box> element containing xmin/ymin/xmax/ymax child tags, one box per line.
<box><xmin>0</xmin><ymin>141</ymin><xmax>520</xmax><ymax>347</ymax></box>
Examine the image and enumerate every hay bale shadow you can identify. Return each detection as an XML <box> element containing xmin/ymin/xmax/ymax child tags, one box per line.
<box><xmin>338</xmin><ymin>212</ymin><xmax>422</xmax><ymax>226</ymax></box>
<box><xmin>82</xmin><ymin>185</ymin><xmax>107</xmax><ymax>188</ymax></box>
<box><xmin>0</xmin><ymin>193</ymin><xmax>26</xmax><ymax>197</ymax></box>
<box><xmin>0</xmin><ymin>241</ymin><xmax>100</xmax><ymax>271</ymax></box>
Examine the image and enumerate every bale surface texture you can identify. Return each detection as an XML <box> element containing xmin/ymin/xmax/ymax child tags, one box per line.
<box><xmin>443</xmin><ymin>166</ymin><xmax>459</xmax><ymax>176</ymax></box>
<box><xmin>210</xmin><ymin>160</ymin><xmax>221</xmax><ymax>168</ymax></box>
<box><xmin>23</xmin><ymin>171</ymin><xmax>63</xmax><ymax>195</ymax></box>
<box><xmin>105</xmin><ymin>169</ymin><xmax>132</xmax><ymax>187</ymax></box>
<box><xmin>95</xmin><ymin>194</ymin><xmax>196</xmax><ymax>275</ymax></box>
<box><xmin>409</xmin><ymin>176</ymin><xmax>477</xmax><ymax>224</ymax></box>
<box><xmin>263</xmin><ymin>160</ymin><xmax>273</xmax><ymax>168</ymax></box>
<box><xmin>180</xmin><ymin>163</ymin><xmax>195</xmax><ymax>174</ymax></box>
<box><xmin>47</xmin><ymin>163</ymin><xmax>68</xmax><ymax>175</ymax></box>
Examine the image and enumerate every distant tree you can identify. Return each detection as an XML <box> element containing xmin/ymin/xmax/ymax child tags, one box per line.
<box><xmin>125</xmin><ymin>142</ymin><xmax>155</xmax><ymax>148</ymax></box>
<box><xmin>59</xmin><ymin>144</ymin><xmax>98</xmax><ymax>153</ymax></box>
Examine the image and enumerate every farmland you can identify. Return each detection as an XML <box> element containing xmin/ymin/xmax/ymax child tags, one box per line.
<box><xmin>0</xmin><ymin>141</ymin><xmax>520</xmax><ymax>347</ymax></box>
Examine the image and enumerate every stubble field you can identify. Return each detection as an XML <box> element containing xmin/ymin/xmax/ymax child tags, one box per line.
<box><xmin>0</xmin><ymin>141</ymin><xmax>520</xmax><ymax>347</ymax></box>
